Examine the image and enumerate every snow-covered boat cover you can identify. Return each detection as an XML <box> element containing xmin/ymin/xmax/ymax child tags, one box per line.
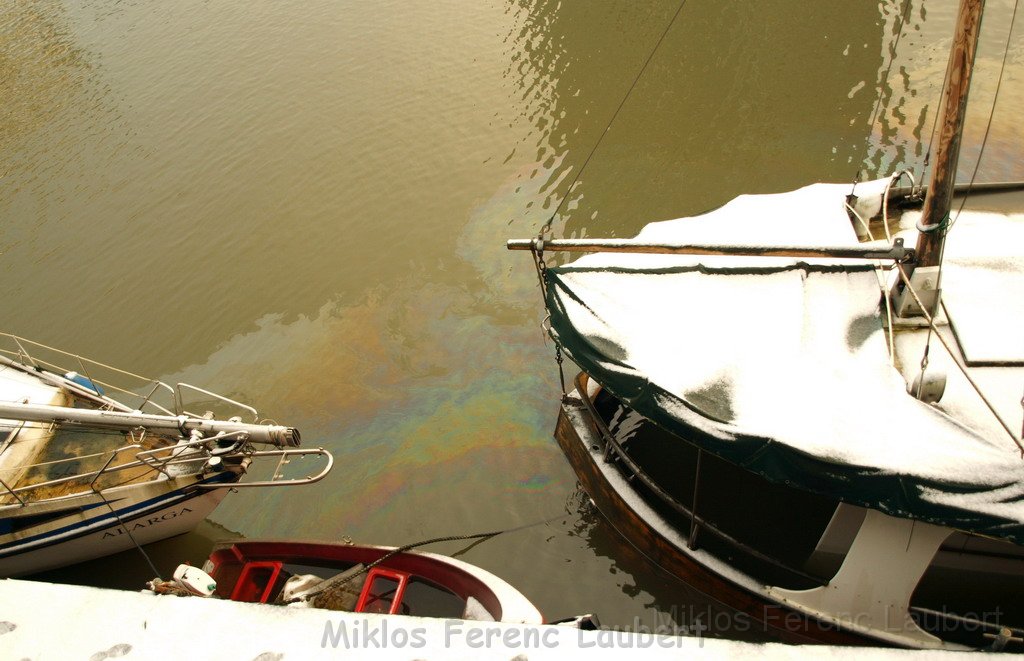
<box><xmin>546</xmin><ymin>180</ymin><xmax>1024</xmax><ymax>543</ymax></box>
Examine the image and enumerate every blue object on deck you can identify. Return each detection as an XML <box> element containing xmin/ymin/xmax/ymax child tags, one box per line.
<box><xmin>64</xmin><ymin>372</ymin><xmax>105</xmax><ymax>396</ymax></box>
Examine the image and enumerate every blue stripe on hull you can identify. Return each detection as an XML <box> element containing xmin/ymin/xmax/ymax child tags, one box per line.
<box><xmin>0</xmin><ymin>471</ymin><xmax>239</xmax><ymax>557</ymax></box>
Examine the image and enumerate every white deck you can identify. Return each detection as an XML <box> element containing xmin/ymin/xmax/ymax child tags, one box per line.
<box><xmin>892</xmin><ymin>206</ymin><xmax>1024</xmax><ymax>445</ymax></box>
<box><xmin>0</xmin><ymin>367</ymin><xmax>69</xmax><ymax>496</ymax></box>
<box><xmin>0</xmin><ymin>579</ymin><xmax>987</xmax><ymax>659</ymax></box>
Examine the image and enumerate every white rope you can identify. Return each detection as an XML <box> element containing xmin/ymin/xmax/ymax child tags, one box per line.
<box><xmin>846</xmin><ymin>202</ymin><xmax>875</xmax><ymax>241</ymax></box>
<box><xmin>880</xmin><ymin>169</ymin><xmax>916</xmax><ymax>243</ymax></box>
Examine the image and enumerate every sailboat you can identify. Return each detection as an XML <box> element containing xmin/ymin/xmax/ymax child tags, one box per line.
<box><xmin>509</xmin><ymin>0</ymin><xmax>1024</xmax><ymax>651</ymax></box>
<box><xmin>0</xmin><ymin>332</ymin><xmax>333</xmax><ymax>576</ymax></box>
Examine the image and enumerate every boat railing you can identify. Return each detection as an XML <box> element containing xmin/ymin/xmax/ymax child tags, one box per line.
<box><xmin>0</xmin><ymin>332</ymin><xmax>178</xmax><ymax>416</ymax></box>
<box><xmin>571</xmin><ymin>371</ymin><xmax>827</xmax><ymax>588</ymax></box>
<box><xmin>175</xmin><ymin>382</ymin><xmax>259</xmax><ymax>423</ymax></box>
<box><xmin>0</xmin><ymin>332</ymin><xmax>262</xmax><ymax>422</ymax></box>
<box><xmin>193</xmin><ymin>447</ymin><xmax>335</xmax><ymax>489</ymax></box>
<box><xmin>0</xmin><ymin>433</ymin><xmax>333</xmax><ymax>508</ymax></box>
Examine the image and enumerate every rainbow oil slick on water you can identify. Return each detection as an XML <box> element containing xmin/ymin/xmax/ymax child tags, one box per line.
<box><xmin>4</xmin><ymin>0</ymin><xmax>1022</xmax><ymax>635</ymax></box>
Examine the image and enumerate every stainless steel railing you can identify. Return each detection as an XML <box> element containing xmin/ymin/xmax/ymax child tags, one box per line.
<box><xmin>0</xmin><ymin>431</ymin><xmax>333</xmax><ymax>508</ymax></box>
<box><xmin>0</xmin><ymin>332</ymin><xmax>265</xmax><ymax>422</ymax></box>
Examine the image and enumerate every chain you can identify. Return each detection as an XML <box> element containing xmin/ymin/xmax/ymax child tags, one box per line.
<box><xmin>555</xmin><ymin>343</ymin><xmax>566</xmax><ymax>395</ymax></box>
<box><xmin>530</xmin><ymin>238</ymin><xmax>548</xmax><ymax>299</ymax></box>
<box><xmin>531</xmin><ymin>240</ymin><xmax>568</xmax><ymax>393</ymax></box>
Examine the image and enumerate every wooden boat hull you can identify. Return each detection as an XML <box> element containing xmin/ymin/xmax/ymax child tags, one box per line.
<box><xmin>554</xmin><ymin>396</ymin><xmax>872</xmax><ymax>646</ymax></box>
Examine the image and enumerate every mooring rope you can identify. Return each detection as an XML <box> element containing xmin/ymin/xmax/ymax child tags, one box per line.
<box><xmin>286</xmin><ymin>513</ymin><xmax>568</xmax><ymax>602</ymax></box>
<box><xmin>96</xmin><ymin>488</ymin><xmax>163</xmax><ymax>579</ymax></box>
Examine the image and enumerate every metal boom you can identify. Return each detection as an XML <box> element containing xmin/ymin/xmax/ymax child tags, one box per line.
<box><xmin>506</xmin><ymin>238</ymin><xmax>912</xmax><ymax>262</ymax></box>
<box><xmin>0</xmin><ymin>401</ymin><xmax>300</xmax><ymax>447</ymax></box>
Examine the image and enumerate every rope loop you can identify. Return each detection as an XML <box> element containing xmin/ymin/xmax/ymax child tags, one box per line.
<box><xmin>916</xmin><ymin>212</ymin><xmax>950</xmax><ymax>234</ymax></box>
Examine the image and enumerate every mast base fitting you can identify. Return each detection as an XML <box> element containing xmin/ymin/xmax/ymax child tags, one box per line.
<box><xmin>891</xmin><ymin>265</ymin><xmax>941</xmax><ymax>318</ymax></box>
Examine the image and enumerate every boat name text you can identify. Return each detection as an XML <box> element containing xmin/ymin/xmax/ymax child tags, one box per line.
<box><xmin>102</xmin><ymin>507</ymin><xmax>194</xmax><ymax>539</ymax></box>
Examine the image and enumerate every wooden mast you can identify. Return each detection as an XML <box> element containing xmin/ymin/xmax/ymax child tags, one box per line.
<box><xmin>915</xmin><ymin>0</ymin><xmax>986</xmax><ymax>267</ymax></box>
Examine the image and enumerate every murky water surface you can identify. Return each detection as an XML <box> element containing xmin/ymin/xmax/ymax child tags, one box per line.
<box><xmin>3</xmin><ymin>0</ymin><xmax>1022</xmax><ymax>638</ymax></box>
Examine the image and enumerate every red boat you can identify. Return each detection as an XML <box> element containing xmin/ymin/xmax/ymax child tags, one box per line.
<box><xmin>190</xmin><ymin>540</ymin><xmax>545</xmax><ymax>624</ymax></box>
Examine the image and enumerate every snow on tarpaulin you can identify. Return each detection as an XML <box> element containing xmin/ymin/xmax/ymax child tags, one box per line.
<box><xmin>940</xmin><ymin>209</ymin><xmax>1024</xmax><ymax>364</ymax></box>
<box><xmin>545</xmin><ymin>180</ymin><xmax>1024</xmax><ymax>543</ymax></box>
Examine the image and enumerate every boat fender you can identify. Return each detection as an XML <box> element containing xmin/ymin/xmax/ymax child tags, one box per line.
<box><xmin>908</xmin><ymin>369</ymin><xmax>946</xmax><ymax>404</ymax></box>
<box><xmin>172</xmin><ymin>563</ymin><xmax>217</xmax><ymax>597</ymax></box>
<box><xmin>280</xmin><ymin>574</ymin><xmax>324</xmax><ymax>604</ymax></box>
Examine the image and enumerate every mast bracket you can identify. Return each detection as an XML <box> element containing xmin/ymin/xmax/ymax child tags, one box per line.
<box><xmin>892</xmin><ymin>265</ymin><xmax>942</xmax><ymax>319</ymax></box>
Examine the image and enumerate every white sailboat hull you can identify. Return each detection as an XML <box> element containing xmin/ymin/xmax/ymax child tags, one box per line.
<box><xmin>0</xmin><ymin>331</ymin><xmax>329</xmax><ymax>577</ymax></box>
<box><xmin>0</xmin><ymin>482</ymin><xmax>232</xmax><ymax>577</ymax></box>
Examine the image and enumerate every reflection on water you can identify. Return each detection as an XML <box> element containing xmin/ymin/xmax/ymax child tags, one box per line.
<box><xmin>555</xmin><ymin>486</ymin><xmax>781</xmax><ymax>642</ymax></box>
<box><xmin>864</xmin><ymin>0</ymin><xmax>1024</xmax><ymax>181</ymax></box>
<box><xmin>1</xmin><ymin>0</ymin><xmax>1022</xmax><ymax>636</ymax></box>
<box><xmin>542</xmin><ymin>0</ymin><xmax>895</xmax><ymax>239</ymax></box>
<box><xmin>29</xmin><ymin>518</ymin><xmax>244</xmax><ymax>590</ymax></box>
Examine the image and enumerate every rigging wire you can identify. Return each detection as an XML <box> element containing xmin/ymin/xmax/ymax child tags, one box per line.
<box><xmin>948</xmin><ymin>0</ymin><xmax>1020</xmax><ymax>229</ymax></box>
<box><xmin>851</xmin><ymin>0</ymin><xmax>911</xmax><ymax>195</ymax></box>
<box><xmin>537</xmin><ymin>0</ymin><xmax>690</xmax><ymax>240</ymax></box>
<box><xmin>846</xmin><ymin>202</ymin><xmax>897</xmax><ymax>366</ymax></box>
<box><xmin>924</xmin><ymin>75</ymin><xmax>950</xmax><ymax>171</ymax></box>
<box><xmin>849</xmin><ymin>169</ymin><xmax>914</xmax><ymax>370</ymax></box>
<box><xmin>895</xmin><ymin>263</ymin><xmax>1024</xmax><ymax>455</ymax></box>
<box><xmin>531</xmin><ymin>0</ymin><xmax>689</xmax><ymax>391</ymax></box>
<box><xmin>846</xmin><ymin>202</ymin><xmax>876</xmax><ymax>241</ymax></box>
